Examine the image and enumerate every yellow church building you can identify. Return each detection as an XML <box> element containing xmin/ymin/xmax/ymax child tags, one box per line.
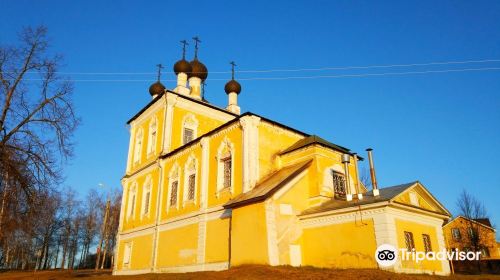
<box><xmin>113</xmin><ymin>40</ymin><xmax>452</xmax><ymax>276</ymax></box>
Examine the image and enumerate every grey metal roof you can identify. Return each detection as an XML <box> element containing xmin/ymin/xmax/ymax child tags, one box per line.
<box><xmin>224</xmin><ymin>160</ymin><xmax>312</xmax><ymax>209</ymax></box>
<box><xmin>300</xmin><ymin>181</ymin><xmax>418</xmax><ymax>216</ymax></box>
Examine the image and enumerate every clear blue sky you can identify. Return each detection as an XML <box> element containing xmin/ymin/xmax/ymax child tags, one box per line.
<box><xmin>2</xmin><ymin>1</ymin><xmax>499</xmax><ymax>231</ymax></box>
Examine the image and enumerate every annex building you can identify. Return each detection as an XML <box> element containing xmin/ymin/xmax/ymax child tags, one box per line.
<box><xmin>113</xmin><ymin>41</ymin><xmax>452</xmax><ymax>275</ymax></box>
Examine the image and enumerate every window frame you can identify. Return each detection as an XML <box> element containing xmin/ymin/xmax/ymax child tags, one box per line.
<box><xmin>147</xmin><ymin>117</ymin><xmax>158</xmax><ymax>155</ymax></box>
<box><xmin>452</xmin><ymin>228</ymin><xmax>461</xmax><ymax>241</ymax></box>
<box><xmin>404</xmin><ymin>231</ymin><xmax>415</xmax><ymax>251</ymax></box>
<box><xmin>181</xmin><ymin>114</ymin><xmax>198</xmax><ymax>145</ymax></box>
<box><xmin>127</xmin><ymin>183</ymin><xmax>137</xmax><ymax>220</ymax></box>
<box><xmin>422</xmin><ymin>234</ymin><xmax>432</xmax><ymax>252</ymax></box>
<box><xmin>216</xmin><ymin>138</ymin><xmax>235</xmax><ymax>196</ymax></box>
<box><xmin>167</xmin><ymin>163</ymin><xmax>180</xmax><ymax>212</ymax></box>
<box><xmin>183</xmin><ymin>155</ymin><xmax>198</xmax><ymax>204</ymax></box>
<box><xmin>331</xmin><ymin>170</ymin><xmax>346</xmax><ymax>197</ymax></box>
<box><xmin>133</xmin><ymin>128</ymin><xmax>143</xmax><ymax>163</ymax></box>
<box><xmin>123</xmin><ymin>242</ymin><xmax>133</xmax><ymax>267</ymax></box>
<box><xmin>141</xmin><ymin>178</ymin><xmax>152</xmax><ymax>218</ymax></box>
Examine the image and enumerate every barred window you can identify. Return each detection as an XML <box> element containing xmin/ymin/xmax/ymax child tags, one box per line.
<box><xmin>148</xmin><ymin>118</ymin><xmax>157</xmax><ymax>154</ymax></box>
<box><xmin>183</xmin><ymin>128</ymin><xmax>194</xmax><ymax>144</ymax></box>
<box><xmin>222</xmin><ymin>157</ymin><xmax>232</xmax><ymax>188</ymax></box>
<box><xmin>404</xmin><ymin>231</ymin><xmax>415</xmax><ymax>251</ymax></box>
<box><xmin>422</xmin><ymin>234</ymin><xmax>432</xmax><ymax>252</ymax></box>
<box><xmin>170</xmin><ymin>181</ymin><xmax>178</xmax><ymax>206</ymax></box>
<box><xmin>187</xmin><ymin>174</ymin><xmax>196</xmax><ymax>200</ymax></box>
<box><xmin>452</xmin><ymin>228</ymin><xmax>461</xmax><ymax>241</ymax></box>
<box><xmin>332</xmin><ymin>171</ymin><xmax>346</xmax><ymax>196</ymax></box>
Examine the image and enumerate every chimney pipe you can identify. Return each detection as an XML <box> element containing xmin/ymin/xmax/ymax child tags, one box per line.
<box><xmin>366</xmin><ymin>148</ymin><xmax>379</xmax><ymax>196</ymax></box>
<box><xmin>353</xmin><ymin>153</ymin><xmax>363</xmax><ymax>200</ymax></box>
<box><xmin>341</xmin><ymin>154</ymin><xmax>353</xmax><ymax>201</ymax></box>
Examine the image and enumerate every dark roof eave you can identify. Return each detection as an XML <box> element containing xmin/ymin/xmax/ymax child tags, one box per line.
<box><xmin>126</xmin><ymin>90</ymin><xmax>238</xmax><ymax>125</ymax></box>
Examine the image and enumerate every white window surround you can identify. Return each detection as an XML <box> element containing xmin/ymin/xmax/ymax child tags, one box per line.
<box><xmin>166</xmin><ymin>163</ymin><xmax>181</xmax><ymax>212</ymax></box>
<box><xmin>183</xmin><ymin>155</ymin><xmax>198</xmax><ymax>205</ymax></box>
<box><xmin>141</xmin><ymin>177</ymin><xmax>152</xmax><ymax>218</ymax></box>
<box><xmin>322</xmin><ymin>165</ymin><xmax>348</xmax><ymax>195</ymax></box>
<box><xmin>127</xmin><ymin>183</ymin><xmax>137</xmax><ymax>220</ymax></box>
<box><xmin>123</xmin><ymin>242</ymin><xmax>132</xmax><ymax>267</ymax></box>
<box><xmin>133</xmin><ymin>128</ymin><xmax>143</xmax><ymax>163</ymax></box>
<box><xmin>147</xmin><ymin>117</ymin><xmax>158</xmax><ymax>155</ymax></box>
<box><xmin>181</xmin><ymin>114</ymin><xmax>199</xmax><ymax>145</ymax></box>
<box><xmin>216</xmin><ymin>137</ymin><xmax>235</xmax><ymax>196</ymax></box>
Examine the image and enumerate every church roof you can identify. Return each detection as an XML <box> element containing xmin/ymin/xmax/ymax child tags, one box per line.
<box><xmin>280</xmin><ymin>135</ymin><xmax>354</xmax><ymax>157</ymax></box>
<box><xmin>300</xmin><ymin>181</ymin><xmax>418</xmax><ymax>216</ymax></box>
<box><xmin>224</xmin><ymin>160</ymin><xmax>313</xmax><ymax>209</ymax></box>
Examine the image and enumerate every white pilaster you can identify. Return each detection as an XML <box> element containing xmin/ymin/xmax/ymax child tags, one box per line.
<box><xmin>197</xmin><ymin>216</ymin><xmax>207</xmax><ymax>267</ymax></box>
<box><xmin>373</xmin><ymin>210</ymin><xmax>399</xmax><ymax>271</ymax></box>
<box><xmin>163</xmin><ymin>93</ymin><xmax>177</xmax><ymax>153</ymax></box>
<box><xmin>126</xmin><ymin>126</ymin><xmax>135</xmax><ymax>173</ymax></box>
<box><xmin>200</xmin><ymin>137</ymin><xmax>210</xmax><ymax>210</ymax></box>
<box><xmin>239</xmin><ymin>115</ymin><xmax>261</xmax><ymax>193</ymax></box>
<box><xmin>265</xmin><ymin>200</ymin><xmax>279</xmax><ymax>266</ymax></box>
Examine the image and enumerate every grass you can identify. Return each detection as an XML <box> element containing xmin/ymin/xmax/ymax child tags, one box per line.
<box><xmin>0</xmin><ymin>265</ymin><xmax>498</xmax><ymax>280</ymax></box>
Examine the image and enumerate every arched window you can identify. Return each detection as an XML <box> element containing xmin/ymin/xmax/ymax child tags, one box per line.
<box><xmin>127</xmin><ymin>183</ymin><xmax>137</xmax><ymax>219</ymax></box>
<box><xmin>147</xmin><ymin>118</ymin><xmax>157</xmax><ymax>155</ymax></box>
<box><xmin>217</xmin><ymin>138</ymin><xmax>234</xmax><ymax>194</ymax></box>
<box><xmin>183</xmin><ymin>155</ymin><xmax>197</xmax><ymax>203</ymax></box>
<box><xmin>182</xmin><ymin>114</ymin><xmax>198</xmax><ymax>145</ymax></box>
<box><xmin>142</xmin><ymin>177</ymin><xmax>152</xmax><ymax>217</ymax></box>
<box><xmin>167</xmin><ymin>164</ymin><xmax>180</xmax><ymax>210</ymax></box>
<box><xmin>134</xmin><ymin>128</ymin><xmax>143</xmax><ymax>163</ymax></box>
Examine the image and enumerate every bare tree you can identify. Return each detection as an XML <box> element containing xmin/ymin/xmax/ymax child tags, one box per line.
<box><xmin>0</xmin><ymin>26</ymin><xmax>79</xmax><ymax>238</ymax></box>
<box><xmin>456</xmin><ymin>189</ymin><xmax>488</xmax><ymax>271</ymax></box>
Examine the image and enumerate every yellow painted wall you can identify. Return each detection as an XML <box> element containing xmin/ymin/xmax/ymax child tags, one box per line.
<box><xmin>207</xmin><ymin>126</ymin><xmax>243</xmax><ymax>208</ymax></box>
<box><xmin>160</xmin><ymin>144</ymin><xmax>203</xmax><ymax>221</ymax></box>
<box><xmin>129</xmin><ymin>107</ymin><xmax>165</xmax><ymax>173</ymax></box>
<box><xmin>259</xmin><ymin>124</ymin><xmax>303</xmax><ymax>177</ymax></box>
<box><xmin>231</xmin><ymin>202</ymin><xmax>269</xmax><ymax>265</ymax></box>
<box><xmin>122</xmin><ymin>167</ymin><xmax>160</xmax><ymax>231</ymax></box>
<box><xmin>170</xmin><ymin>106</ymin><xmax>226</xmax><ymax>151</ymax></box>
<box><xmin>205</xmin><ymin>217</ymin><xmax>230</xmax><ymax>263</ymax></box>
<box><xmin>156</xmin><ymin>223</ymin><xmax>199</xmax><ymax>267</ymax></box>
<box><xmin>395</xmin><ymin>219</ymin><xmax>442</xmax><ymax>272</ymax></box>
<box><xmin>301</xmin><ymin>219</ymin><xmax>378</xmax><ymax>268</ymax></box>
<box><xmin>394</xmin><ymin>188</ymin><xmax>436</xmax><ymax>212</ymax></box>
<box><xmin>116</xmin><ymin>233</ymin><xmax>154</xmax><ymax>271</ymax></box>
<box><xmin>280</xmin><ymin>146</ymin><xmax>361</xmax><ymax>203</ymax></box>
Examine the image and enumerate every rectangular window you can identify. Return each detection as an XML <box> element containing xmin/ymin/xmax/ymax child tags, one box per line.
<box><xmin>422</xmin><ymin>234</ymin><xmax>432</xmax><ymax>252</ymax></box>
<box><xmin>404</xmin><ymin>231</ymin><xmax>415</xmax><ymax>251</ymax></box>
<box><xmin>188</xmin><ymin>174</ymin><xmax>196</xmax><ymax>200</ymax></box>
<box><xmin>170</xmin><ymin>181</ymin><xmax>178</xmax><ymax>206</ymax></box>
<box><xmin>123</xmin><ymin>243</ymin><xmax>132</xmax><ymax>265</ymax></box>
<box><xmin>468</xmin><ymin>227</ymin><xmax>477</xmax><ymax>239</ymax></box>
<box><xmin>144</xmin><ymin>191</ymin><xmax>150</xmax><ymax>215</ymax></box>
<box><xmin>332</xmin><ymin>171</ymin><xmax>346</xmax><ymax>196</ymax></box>
<box><xmin>183</xmin><ymin>128</ymin><xmax>194</xmax><ymax>144</ymax></box>
<box><xmin>149</xmin><ymin>131</ymin><xmax>156</xmax><ymax>153</ymax></box>
<box><xmin>222</xmin><ymin>157</ymin><xmax>232</xmax><ymax>188</ymax></box>
<box><xmin>452</xmin><ymin>228</ymin><xmax>461</xmax><ymax>240</ymax></box>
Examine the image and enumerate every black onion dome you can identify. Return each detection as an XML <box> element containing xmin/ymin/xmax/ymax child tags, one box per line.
<box><xmin>149</xmin><ymin>81</ymin><xmax>166</xmax><ymax>96</ymax></box>
<box><xmin>173</xmin><ymin>59</ymin><xmax>192</xmax><ymax>75</ymax></box>
<box><xmin>188</xmin><ymin>59</ymin><xmax>208</xmax><ymax>81</ymax></box>
<box><xmin>224</xmin><ymin>79</ymin><xmax>241</xmax><ymax>94</ymax></box>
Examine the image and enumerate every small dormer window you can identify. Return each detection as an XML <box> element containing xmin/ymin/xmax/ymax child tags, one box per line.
<box><xmin>331</xmin><ymin>170</ymin><xmax>346</xmax><ymax>197</ymax></box>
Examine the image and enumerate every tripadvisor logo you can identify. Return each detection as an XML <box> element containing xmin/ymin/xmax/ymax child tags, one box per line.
<box><xmin>375</xmin><ymin>244</ymin><xmax>482</xmax><ymax>267</ymax></box>
<box><xmin>375</xmin><ymin>244</ymin><xmax>398</xmax><ymax>267</ymax></box>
